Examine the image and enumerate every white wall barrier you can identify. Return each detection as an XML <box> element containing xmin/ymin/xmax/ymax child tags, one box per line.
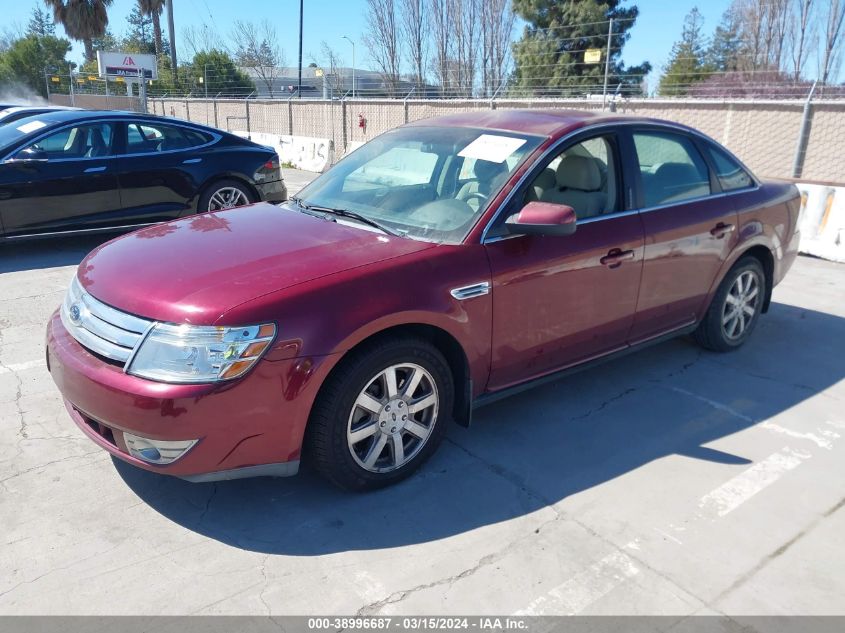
<box><xmin>795</xmin><ymin>183</ymin><xmax>845</xmax><ymax>263</ymax></box>
<box><xmin>233</xmin><ymin>131</ymin><xmax>333</xmax><ymax>173</ymax></box>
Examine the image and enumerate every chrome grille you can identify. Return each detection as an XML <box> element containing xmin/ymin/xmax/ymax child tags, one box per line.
<box><xmin>61</xmin><ymin>276</ymin><xmax>153</xmax><ymax>364</ymax></box>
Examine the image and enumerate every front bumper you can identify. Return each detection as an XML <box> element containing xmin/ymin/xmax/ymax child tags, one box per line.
<box><xmin>46</xmin><ymin>310</ymin><xmax>328</xmax><ymax>481</ymax></box>
<box><xmin>256</xmin><ymin>178</ymin><xmax>287</xmax><ymax>204</ymax></box>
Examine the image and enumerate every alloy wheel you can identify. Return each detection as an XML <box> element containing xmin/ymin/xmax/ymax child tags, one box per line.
<box><xmin>346</xmin><ymin>363</ymin><xmax>439</xmax><ymax>473</ymax></box>
<box><xmin>721</xmin><ymin>270</ymin><xmax>760</xmax><ymax>340</ymax></box>
<box><xmin>207</xmin><ymin>187</ymin><xmax>249</xmax><ymax>211</ymax></box>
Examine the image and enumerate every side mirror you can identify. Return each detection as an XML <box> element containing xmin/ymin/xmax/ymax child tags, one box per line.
<box><xmin>504</xmin><ymin>201</ymin><xmax>577</xmax><ymax>237</ymax></box>
<box><xmin>9</xmin><ymin>147</ymin><xmax>48</xmax><ymax>163</ymax></box>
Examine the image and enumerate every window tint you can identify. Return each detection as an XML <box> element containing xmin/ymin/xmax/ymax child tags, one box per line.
<box><xmin>524</xmin><ymin>135</ymin><xmax>618</xmax><ymax>218</ymax></box>
<box><xmin>344</xmin><ymin>145</ymin><xmax>439</xmax><ymax>191</ymax></box>
<box><xmin>126</xmin><ymin>122</ymin><xmax>211</xmax><ymax>154</ymax></box>
<box><xmin>633</xmin><ymin>132</ymin><xmax>711</xmax><ymax>207</ymax></box>
<box><xmin>22</xmin><ymin>123</ymin><xmax>113</xmax><ymax>159</ymax></box>
<box><xmin>704</xmin><ymin>144</ymin><xmax>753</xmax><ymax>191</ymax></box>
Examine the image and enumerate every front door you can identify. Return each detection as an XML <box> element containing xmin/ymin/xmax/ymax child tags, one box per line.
<box><xmin>484</xmin><ymin>132</ymin><xmax>645</xmax><ymax>391</ymax></box>
<box><xmin>0</xmin><ymin>122</ymin><xmax>120</xmax><ymax>237</ymax></box>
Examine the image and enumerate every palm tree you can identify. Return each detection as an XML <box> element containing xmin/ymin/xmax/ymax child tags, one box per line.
<box><xmin>45</xmin><ymin>0</ymin><xmax>114</xmax><ymax>62</ymax></box>
<box><xmin>137</xmin><ymin>0</ymin><xmax>164</xmax><ymax>57</ymax></box>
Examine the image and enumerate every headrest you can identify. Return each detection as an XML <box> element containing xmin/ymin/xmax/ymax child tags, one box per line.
<box><xmin>473</xmin><ymin>159</ymin><xmax>507</xmax><ymax>182</ymax></box>
<box><xmin>556</xmin><ymin>155</ymin><xmax>601</xmax><ymax>191</ymax></box>
<box><xmin>533</xmin><ymin>167</ymin><xmax>556</xmax><ymax>191</ymax></box>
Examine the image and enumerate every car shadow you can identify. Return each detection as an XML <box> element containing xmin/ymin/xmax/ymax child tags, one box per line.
<box><xmin>0</xmin><ymin>233</ymin><xmax>122</xmax><ymax>273</ymax></box>
<box><xmin>115</xmin><ymin>301</ymin><xmax>845</xmax><ymax>555</ymax></box>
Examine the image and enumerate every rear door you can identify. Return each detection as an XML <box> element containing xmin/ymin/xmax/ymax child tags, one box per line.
<box><xmin>114</xmin><ymin>120</ymin><xmax>216</xmax><ymax>222</ymax></box>
<box><xmin>0</xmin><ymin>121</ymin><xmax>121</xmax><ymax>236</ymax></box>
<box><xmin>626</xmin><ymin>128</ymin><xmax>739</xmax><ymax>343</ymax></box>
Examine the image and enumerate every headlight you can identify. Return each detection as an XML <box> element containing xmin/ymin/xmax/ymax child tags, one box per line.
<box><xmin>127</xmin><ymin>322</ymin><xmax>276</xmax><ymax>383</ymax></box>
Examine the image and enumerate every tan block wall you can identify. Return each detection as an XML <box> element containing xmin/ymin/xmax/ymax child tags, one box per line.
<box><xmin>55</xmin><ymin>94</ymin><xmax>845</xmax><ymax>183</ymax></box>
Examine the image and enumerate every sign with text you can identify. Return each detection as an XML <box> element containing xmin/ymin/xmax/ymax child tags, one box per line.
<box><xmin>584</xmin><ymin>49</ymin><xmax>602</xmax><ymax>64</ymax></box>
<box><xmin>96</xmin><ymin>51</ymin><xmax>158</xmax><ymax>80</ymax></box>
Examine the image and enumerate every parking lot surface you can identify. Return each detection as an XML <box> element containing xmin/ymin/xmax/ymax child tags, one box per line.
<box><xmin>1</xmin><ymin>170</ymin><xmax>844</xmax><ymax>616</ymax></box>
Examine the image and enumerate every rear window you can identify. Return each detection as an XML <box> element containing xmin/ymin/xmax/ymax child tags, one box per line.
<box><xmin>127</xmin><ymin>122</ymin><xmax>212</xmax><ymax>153</ymax></box>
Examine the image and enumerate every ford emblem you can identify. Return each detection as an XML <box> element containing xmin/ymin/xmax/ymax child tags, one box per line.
<box><xmin>69</xmin><ymin>303</ymin><xmax>81</xmax><ymax>324</ymax></box>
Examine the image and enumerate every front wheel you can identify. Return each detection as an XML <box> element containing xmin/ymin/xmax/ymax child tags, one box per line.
<box><xmin>694</xmin><ymin>257</ymin><xmax>766</xmax><ymax>352</ymax></box>
<box><xmin>198</xmin><ymin>179</ymin><xmax>253</xmax><ymax>213</ymax></box>
<box><xmin>306</xmin><ymin>338</ymin><xmax>453</xmax><ymax>491</ymax></box>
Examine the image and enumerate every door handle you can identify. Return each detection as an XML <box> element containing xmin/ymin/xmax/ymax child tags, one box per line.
<box><xmin>710</xmin><ymin>222</ymin><xmax>735</xmax><ymax>238</ymax></box>
<box><xmin>182</xmin><ymin>158</ymin><xmax>202</xmax><ymax>164</ymax></box>
<box><xmin>84</xmin><ymin>166</ymin><xmax>106</xmax><ymax>173</ymax></box>
<box><xmin>600</xmin><ymin>249</ymin><xmax>635</xmax><ymax>268</ymax></box>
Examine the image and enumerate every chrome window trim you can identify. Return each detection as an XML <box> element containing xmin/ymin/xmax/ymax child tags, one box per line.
<box><xmin>479</xmin><ymin>120</ymin><xmax>761</xmax><ymax>245</ymax></box>
<box><xmin>2</xmin><ymin>117</ymin><xmax>221</xmax><ymax>162</ymax></box>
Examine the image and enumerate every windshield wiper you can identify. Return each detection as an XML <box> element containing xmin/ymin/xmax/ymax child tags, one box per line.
<box><xmin>295</xmin><ymin>200</ymin><xmax>401</xmax><ymax>237</ymax></box>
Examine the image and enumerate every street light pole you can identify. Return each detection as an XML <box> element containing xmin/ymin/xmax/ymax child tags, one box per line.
<box><xmin>342</xmin><ymin>35</ymin><xmax>355</xmax><ymax>98</ymax></box>
<box><xmin>297</xmin><ymin>0</ymin><xmax>303</xmax><ymax>98</ymax></box>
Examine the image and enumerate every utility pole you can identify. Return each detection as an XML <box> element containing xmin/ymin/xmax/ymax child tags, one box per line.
<box><xmin>297</xmin><ymin>0</ymin><xmax>303</xmax><ymax>98</ymax></box>
<box><xmin>602</xmin><ymin>18</ymin><xmax>613</xmax><ymax>109</ymax></box>
<box><xmin>342</xmin><ymin>35</ymin><xmax>355</xmax><ymax>98</ymax></box>
<box><xmin>166</xmin><ymin>0</ymin><xmax>178</xmax><ymax>80</ymax></box>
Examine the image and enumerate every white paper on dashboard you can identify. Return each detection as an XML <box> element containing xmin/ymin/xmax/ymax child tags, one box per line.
<box><xmin>458</xmin><ymin>134</ymin><xmax>527</xmax><ymax>163</ymax></box>
<box><xmin>17</xmin><ymin>120</ymin><xmax>47</xmax><ymax>134</ymax></box>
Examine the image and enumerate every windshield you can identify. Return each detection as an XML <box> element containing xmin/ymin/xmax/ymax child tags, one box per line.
<box><xmin>294</xmin><ymin>126</ymin><xmax>544</xmax><ymax>243</ymax></box>
<box><xmin>0</xmin><ymin>115</ymin><xmax>50</xmax><ymax>150</ymax></box>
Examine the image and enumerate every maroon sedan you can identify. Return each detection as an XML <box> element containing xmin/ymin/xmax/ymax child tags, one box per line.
<box><xmin>46</xmin><ymin>110</ymin><xmax>801</xmax><ymax>490</ymax></box>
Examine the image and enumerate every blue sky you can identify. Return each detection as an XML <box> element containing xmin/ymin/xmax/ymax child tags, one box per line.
<box><xmin>5</xmin><ymin>0</ymin><xmax>734</xmax><ymax>85</ymax></box>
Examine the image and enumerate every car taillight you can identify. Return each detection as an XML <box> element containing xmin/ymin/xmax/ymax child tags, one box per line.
<box><xmin>264</xmin><ymin>155</ymin><xmax>280</xmax><ymax>170</ymax></box>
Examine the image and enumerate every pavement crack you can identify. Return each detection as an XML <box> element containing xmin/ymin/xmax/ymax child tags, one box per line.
<box><xmin>198</xmin><ymin>483</ymin><xmax>219</xmax><ymax>525</ymax></box>
<box><xmin>356</xmin><ymin>550</ymin><xmax>501</xmax><ymax>615</ymax></box>
<box><xmin>570</xmin><ymin>387</ymin><xmax>638</xmax><ymax>422</ymax></box>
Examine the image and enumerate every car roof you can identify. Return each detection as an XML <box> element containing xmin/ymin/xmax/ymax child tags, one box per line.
<box><xmin>404</xmin><ymin>109</ymin><xmax>695</xmax><ymax>139</ymax></box>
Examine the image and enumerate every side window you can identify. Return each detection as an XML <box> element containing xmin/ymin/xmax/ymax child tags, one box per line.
<box><xmin>523</xmin><ymin>134</ymin><xmax>618</xmax><ymax>219</ymax></box>
<box><xmin>23</xmin><ymin>123</ymin><xmax>113</xmax><ymax>159</ymax></box>
<box><xmin>344</xmin><ymin>145</ymin><xmax>438</xmax><ymax>191</ymax></box>
<box><xmin>704</xmin><ymin>143</ymin><xmax>753</xmax><ymax>192</ymax></box>
<box><xmin>632</xmin><ymin>132</ymin><xmax>711</xmax><ymax>207</ymax></box>
<box><xmin>127</xmin><ymin>122</ymin><xmax>211</xmax><ymax>154</ymax></box>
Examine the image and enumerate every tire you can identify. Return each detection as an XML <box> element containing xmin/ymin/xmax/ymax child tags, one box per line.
<box><xmin>693</xmin><ymin>256</ymin><xmax>766</xmax><ymax>352</ymax></box>
<box><xmin>306</xmin><ymin>337</ymin><xmax>454</xmax><ymax>491</ymax></box>
<box><xmin>197</xmin><ymin>179</ymin><xmax>253</xmax><ymax>213</ymax></box>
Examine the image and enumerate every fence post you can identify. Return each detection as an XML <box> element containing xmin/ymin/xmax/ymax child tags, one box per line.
<box><xmin>489</xmin><ymin>84</ymin><xmax>503</xmax><ymax>110</ymax></box>
<box><xmin>68</xmin><ymin>64</ymin><xmax>75</xmax><ymax>107</ymax></box>
<box><xmin>792</xmin><ymin>81</ymin><xmax>817</xmax><ymax>179</ymax></box>
<box><xmin>213</xmin><ymin>98</ymin><xmax>218</xmax><ymax>128</ymax></box>
<box><xmin>403</xmin><ymin>87</ymin><xmax>415</xmax><ymax>124</ymax></box>
<box><xmin>341</xmin><ymin>95</ymin><xmax>348</xmax><ymax>154</ymax></box>
<box><xmin>45</xmin><ymin>71</ymin><xmax>51</xmax><ymax>102</ymax></box>
<box><xmin>185</xmin><ymin>98</ymin><xmax>190</xmax><ymax>121</ymax></box>
<box><xmin>245</xmin><ymin>98</ymin><xmax>251</xmax><ymax>137</ymax></box>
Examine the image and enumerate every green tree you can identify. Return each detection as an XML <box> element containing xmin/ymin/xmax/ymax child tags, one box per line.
<box><xmin>0</xmin><ymin>34</ymin><xmax>72</xmax><ymax>97</ymax></box>
<box><xmin>189</xmin><ymin>49</ymin><xmax>255</xmax><ymax>96</ymax></box>
<box><xmin>511</xmin><ymin>0</ymin><xmax>651</xmax><ymax>97</ymax></box>
<box><xmin>659</xmin><ymin>7</ymin><xmax>711</xmax><ymax>96</ymax></box>
<box><xmin>707</xmin><ymin>6</ymin><xmax>744</xmax><ymax>72</ymax></box>
<box><xmin>123</xmin><ymin>4</ymin><xmax>155</xmax><ymax>54</ymax></box>
<box><xmin>45</xmin><ymin>0</ymin><xmax>114</xmax><ymax>62</ymax></box>
<box><xmin>27</xmin><ymin>6</ymin><xmax>56</xmax><ymax>37</ymax></box>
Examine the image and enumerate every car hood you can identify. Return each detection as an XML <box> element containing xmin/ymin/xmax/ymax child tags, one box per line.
<box><xmin>77</xmin><ymin>203</ymin><xmax>435</xmax><ymax>324</ymax></box>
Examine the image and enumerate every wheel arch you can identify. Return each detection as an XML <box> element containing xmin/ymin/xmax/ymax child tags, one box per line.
<box><xmin>314</xmin><ymin>322</ymin><xmax>473</xmax><ymax>429</ymax></box>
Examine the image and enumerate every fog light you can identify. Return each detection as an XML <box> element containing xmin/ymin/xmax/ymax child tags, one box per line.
<box><xmin>124</xmin><ymin>432</ymin><xmax>198</xmax><ymax>465</ymax></box>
